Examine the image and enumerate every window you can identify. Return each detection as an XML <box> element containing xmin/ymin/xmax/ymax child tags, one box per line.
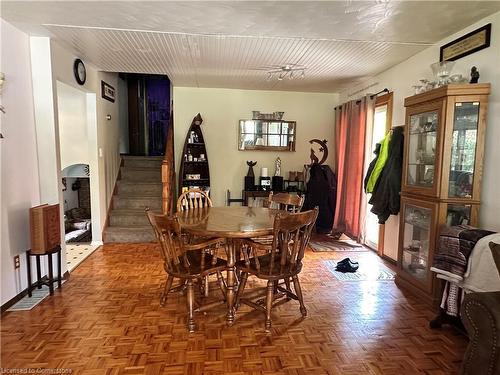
<box><xmin>364</xmin><ymin>93</ymin><xmax>393</xmax><ymax>252</ymax></box>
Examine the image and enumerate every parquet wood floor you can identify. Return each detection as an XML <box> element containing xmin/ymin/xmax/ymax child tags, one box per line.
<box><xmin>1</xmin><ymin>244</ymin><xmax>467</xmax><ymax>374</ymax></box>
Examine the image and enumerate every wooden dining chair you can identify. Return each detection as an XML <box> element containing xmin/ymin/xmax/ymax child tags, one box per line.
<box><xmin>176</xmin><ymin>188</ymin><xmax>222</xmax><ymax>296</ymax></box>
<box><xmin>235</xmin><ymin>207</ymin><xmax>319</xmax><ymax>331</ymax></box>
<box><xmin>177</xmin><ymin>188</ymin><xmax>212</xmax><ymax>212</ymax></box>
<box><xmin>264</xmin><ymin>191</ymin><xmax>304</xmax><ymax>212</ymax></box>
<box><xmin>146</xmin><ymin>209</ymin><xmax>227</xmax><ymax>332</ymax></box>
<box><xmin>251</xmin><ymin>192</ymin><xmax>305</xmax><ymax>247</ymax></box>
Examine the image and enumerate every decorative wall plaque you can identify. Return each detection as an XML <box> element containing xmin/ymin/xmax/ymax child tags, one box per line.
<box><xmin>101</xmin><ymin>81</ymin><xmax>116</xmax><ymax>102</ymax></box>
<box><xmin>440</xmin><ymin>23</ymin><xmax>491</xmax><ymax>62</ymax></box>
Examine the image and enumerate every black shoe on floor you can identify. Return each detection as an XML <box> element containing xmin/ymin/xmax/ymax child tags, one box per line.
<box><xmin>335</xmin><ymin>262</ymin><xmax>359</xmax><ymax>273</ymax></box>
<box><xmin>337</xmin><ymin>257</ymin><xmax>359</xmax><ymax>266</ymax></box>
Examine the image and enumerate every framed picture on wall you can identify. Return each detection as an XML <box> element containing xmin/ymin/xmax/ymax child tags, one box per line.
<box><xmin>440</xmin><ymin>23</ymin><xmax>491</xmax><ymax>62</ymax></box>
<box><xmin>101</xmin><ymin>81</ymin><xmax>115</xmax><ymax>102</ymax></box>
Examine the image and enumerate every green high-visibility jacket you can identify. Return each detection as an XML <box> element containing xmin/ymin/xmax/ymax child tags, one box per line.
<box><xmin>366</xmin><ymin>132</ymin><xmax>391</xmax><ymax>193</ymax></box>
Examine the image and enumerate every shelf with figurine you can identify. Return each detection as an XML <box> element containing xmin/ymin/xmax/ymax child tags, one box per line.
<box><xmin>178</xmin><ymin>113</ymin><xmax>211</xmax><ymax>196</ymax></box>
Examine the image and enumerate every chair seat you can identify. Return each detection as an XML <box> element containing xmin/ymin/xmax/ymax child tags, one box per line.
<box><xmin>235</xmin><ymin>252</ymin><xmax>302</xmax><ymax>280</ymax></box>
<box><xmin>167</xmin><ymin>250</ymin><xmax>227</xmax><ymax>279</ymax></box>
<box><xmin>184</xmin><ymin>234</ymin><xmax>224</xmax><ymax>245</ymax></box>
<box><xmin>249</xmin><ymin>235</ymin><xmax>273</xmax><ymax>246</ymax></box>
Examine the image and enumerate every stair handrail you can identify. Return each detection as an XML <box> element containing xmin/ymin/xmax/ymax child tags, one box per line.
<box><xmin>162</xmin><ymin>108</ymin><xmax>175</xmax><ymax>214</ymax></box>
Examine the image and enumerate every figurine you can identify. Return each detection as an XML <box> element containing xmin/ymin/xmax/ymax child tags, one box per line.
<box><xmin>246</xmin><ymin>161</ymin><xmax>257</xmax><ymax>177</ymax></box>
<box><xmin>308</xmin><ymin>139</ymin><xmax>328</xmax><ymax>165</ymax></box>
<box><xmin>310</xmin><ymin>148</ymin><xmax>319</xmax><ymax>164</ymax></box>
<box><xmin>274</xmin><ymin>157</ymin><xmax>281</xmax><ymax>176</ymax></box>
<box><xmin>193</xmin><ymin>113</ymin><xmax>203</xmax><ymax>126</ymax></box>
<box><xmin>470</xmin><ymin>66</ymin><xmax>480</xmax><ymax>84</ymax></box>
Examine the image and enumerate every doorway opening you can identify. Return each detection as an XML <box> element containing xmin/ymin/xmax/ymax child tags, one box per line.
<box><xmin>62</xmin><ymin>165</ymin><xmax>91</xmax><ymax>243</ymax></box>
<box><xmin>118</xmin><ymin>74</ymin><xmax>171</xmax><ymax>156</ymax></box>
<box><xmin>56</xmin><ymin>81</ymin><xmax>100</xmax><ymax>271</ymax></box>
<box><xmin>364</xmin><ymin>92</ymin><xmax>393</xmax><ymax>253</ymax></box>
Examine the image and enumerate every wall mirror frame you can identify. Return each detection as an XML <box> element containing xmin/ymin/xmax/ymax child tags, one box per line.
<box><xmin>238</xmin><ymin>119</ymin><xmax>296</xmax><ymax>151</ymax></box>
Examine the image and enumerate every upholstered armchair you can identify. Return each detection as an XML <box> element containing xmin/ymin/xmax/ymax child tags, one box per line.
<box><xmin>460</xmin><ymin>242</ymin><xmax>500</xmax><ymax>375</ymax></box>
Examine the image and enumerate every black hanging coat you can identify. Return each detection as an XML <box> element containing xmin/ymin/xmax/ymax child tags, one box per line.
<box><xmin>369</xmin><ymin>126</ymin><xmax>404</xmax><ymax>224</ymax></box>
<box><xmin>303</xmin><ymin>164</ymin><xmax>337</xmax><ymax>233</ymax></box>
<box><xmin>363</xmin><ymin>142</ymin><xmax>381</xmax><ymax>192</ymax></box>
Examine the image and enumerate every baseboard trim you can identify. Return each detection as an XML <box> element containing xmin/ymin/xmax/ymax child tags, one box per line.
<box><xmin>1</xmin><ymin>271</ymin><xmax>70</xmax><ymax>314</ymax></box>
<box><xmin>381</xmin><ymin>254</ymin><xmax>397</xmax><ymax>265</ymax></box>
<box><xmin>91</xmin><ymin>240</ymin><xmax>103</xmax><ymax>247</ymax></box>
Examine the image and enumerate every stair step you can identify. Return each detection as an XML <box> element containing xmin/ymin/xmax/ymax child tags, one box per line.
<box><xmin>117</xmin><ymin>192</ymin><xmax>161</xmax><ymax>198</ymax></box>
<box><xmin>103</xmin><ymin>226</ymin><xmax>156</xmax><ymax>243</ymax></box>
<box><xmin>117</xmin><ymin>181</ymin><xmax>163</xmax><ymax>195</ymax></box>
<box><xmin>122</xmin><ymin>155</ymin><xmax>164</xmax><ymax>161</ymax></box>
<box><xmin>109</xmin><ymin>209</ymin><xmax>151</xmax><ymax>226</ymax></box>
<box><xmin>105</xmin><ymin>156</ymin><xmax>164</xmax><ymax>243</ymax></box>
<box><xmin>120</xmin><ymin>167</ymin><xmax>161</xmax><ymax>181</ymax></box>
<box><xmin>113</xmin><ymin>196</ymin><xmax>162</xmax><ymax>210</ymax></box>
<box><xmin>122</xmin><ymin>155</ymin><xmax>164</xmax><ymax>169</ymax></box>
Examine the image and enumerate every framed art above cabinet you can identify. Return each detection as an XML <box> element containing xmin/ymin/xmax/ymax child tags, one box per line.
<box><xmin>238</xmin><ymin>120</ymin><xmax>296</xmax><ymax>151</ymax></box>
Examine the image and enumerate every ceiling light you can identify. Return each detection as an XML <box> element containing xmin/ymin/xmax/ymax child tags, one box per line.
<box><xmin>263</xmin><ymin>65</ymin><xmax>306</xmax><ymax>81</ymax></box>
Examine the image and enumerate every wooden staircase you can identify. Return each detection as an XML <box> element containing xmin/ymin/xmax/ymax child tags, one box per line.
<box><xmin>103</xmin><ymin>155</ymin><xmax>163</xmax><ymax>243</ymax></box>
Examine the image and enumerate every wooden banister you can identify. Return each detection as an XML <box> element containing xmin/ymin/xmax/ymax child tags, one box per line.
<box><xmin>162</xmin><ymin>109</ymin><xmax>175</xmax><ymax>214</ymax></box>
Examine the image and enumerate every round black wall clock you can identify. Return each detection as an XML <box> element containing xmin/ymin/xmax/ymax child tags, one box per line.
<box><xmin>73</xmin><ymin>58</ymin><xmax>86</xmax><ymax>85</ymax></box>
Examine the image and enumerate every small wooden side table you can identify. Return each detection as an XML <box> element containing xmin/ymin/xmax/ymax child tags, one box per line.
<box><xmin>26</xmin><ymin>245</ymin><xmax>62</xmax><ymax>296</ymax></box>
<box><xmin>242</xmin><ymin>190</ymin><xmax>270</xmax><ymax>206</ymax></box>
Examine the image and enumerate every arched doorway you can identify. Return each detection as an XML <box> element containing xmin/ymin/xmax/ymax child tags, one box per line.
<box><xmin>61</xmin><ymin>164</ymin><xmax>96</xmax><ymax>270</ymax></box>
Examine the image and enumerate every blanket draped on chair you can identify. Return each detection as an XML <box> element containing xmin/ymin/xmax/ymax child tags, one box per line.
<box><xmin>431</xmin><ymin>225</ymin><xmax>495</xmax><ymax>282</ymax></box>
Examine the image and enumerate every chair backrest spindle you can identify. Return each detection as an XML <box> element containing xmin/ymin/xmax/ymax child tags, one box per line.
<box><xmin>265</xmin><ymin>192</ymin><xmax>304</xmax><ymax>213</ymax></box>
<box><xmin>177</xmin><ymin>188</ymin><xmax>212</xmax><ymax>212</ymax></box>
<box><xmin>268</xmin><ymin>208</ymin><xmax>318</xmax><ymax>274</ymax></box>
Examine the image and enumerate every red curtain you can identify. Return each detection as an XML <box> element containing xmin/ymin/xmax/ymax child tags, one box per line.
<box><xmin>334</xmin><ymin>96</ymin><xmax>375</xmax><ymax>240</ymax></box>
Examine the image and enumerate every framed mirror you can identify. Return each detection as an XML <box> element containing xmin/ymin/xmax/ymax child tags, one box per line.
<box><xmin>238</xmin><ymin>120</ymin><xmax>296</xmax><ymax>151</ymax></box>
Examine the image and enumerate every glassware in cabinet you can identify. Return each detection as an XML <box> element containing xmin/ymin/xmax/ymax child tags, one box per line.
<box><xmin>407</xmin><ymin>110</ymin><xmax>438</xmax><ymax>188</ymax></box>
<box><xmin>448</xmin><ymin>102</ymin><xmax>480</xmax><ymax>198</ymax></box>
<box><xmin>399</xmin><ymin>84</ymin><xmax>490</xmax><ymax>304</ymax></box>
<box><xmin>401</xmin><ymin>204</ymin><xmax>432</xmax><ymax>281</ymax></box>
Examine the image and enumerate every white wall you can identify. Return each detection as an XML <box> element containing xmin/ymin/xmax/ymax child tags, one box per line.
<box><xmin>96</xmin><ymin>71</ymin><xmax>121</xmax><ymax>210</ymax></box>
<box><xmin>57</xmin><ymin>81</ymin><xmax>89</xmax><ymax>170</ymax></box>
<box><xmin>0</xmin><ymin>25</ymin><xmax>121</xmax><ymax>304</ymax></box>
<box><xmin>339</xmin><ymin>11</ymin><xmax>500</xmax><ymax>260</ymax></box>
<box><xmin>0</xmin><ymin>20</ymin><xmax>41</xmax><ymax>305</ymax></box>
<box><xmin>117</xmin><ymin>75</ymin><xmax>129</xmax><ymax>154</ymax></box>
<box><xmin>50</xmin><ymin>41</ymin><xmax>120</xmax><ymax>243</ymax></box>
<box><xmin>173</xmin><ymin>87</ymin><xmax>339</xmax><ymax>206</ymax></box>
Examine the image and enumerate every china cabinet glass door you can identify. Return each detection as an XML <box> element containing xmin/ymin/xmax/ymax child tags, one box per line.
<box><xmin>401</xmin><ymin>204</ymin><xmax>432</xmax><ymax>282</ymax></box>
<box><xmin>445</xmin><ymin>204</ymin><xmax>471</xmax><ymax>226</ymax></box>
<box><xmin>448</xmin><ymin>102</ymin><xmax>480</xmax><ymax>198</ymax></box>
<box><xmin>407</xmin><ymin>111</ymin><xmax>438</xmax><ymax>188</ymax></box>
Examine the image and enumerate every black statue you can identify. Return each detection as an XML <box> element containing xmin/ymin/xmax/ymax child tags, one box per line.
<box><xmin>310</xmin><ymin>149</ymin><xmax>319</xmax><ymax>164</ymax></box>
<box><xmin>193</xmin><ymin>113</ymin><xmax>203</xmax><ymax>126</ymax></box>
<box><xmin>309</xmin><ymin>139</ymin><xmax>328</xmax><ymax>165</ymax></box>
<box><xmin>246</xmin><ymin>161</ymin><xmax>257</xmax><ymax>177</ymax></box>
<box><xmin>470</xmin><ymin>66</ymin><xmax>480</xmax><ymax>84</ymax></box>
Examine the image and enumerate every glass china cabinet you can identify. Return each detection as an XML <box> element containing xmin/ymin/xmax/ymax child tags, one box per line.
<box><xmin>396</xmin><ymin>84</ymin><xmax>490</xmax><ymax>304</ymax></box>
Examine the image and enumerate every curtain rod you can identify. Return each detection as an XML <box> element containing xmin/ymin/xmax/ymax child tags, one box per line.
<box><xmin>334</xmin><ymin>88</ymin><xmax>390</xmax><ymax>110</ymax></box>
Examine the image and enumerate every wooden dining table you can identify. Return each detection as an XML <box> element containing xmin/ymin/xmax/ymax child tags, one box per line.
<box><xmin>177</xmin><ymin>206</ymin><xmax>281</xmax><ymax>326</ymax></box>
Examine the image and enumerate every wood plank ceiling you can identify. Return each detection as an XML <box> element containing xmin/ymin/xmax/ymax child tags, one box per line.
<box><xmin>2</xmin><ymin>1</ymin><xmax>500</xmax><ymax>92</ymax></box>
